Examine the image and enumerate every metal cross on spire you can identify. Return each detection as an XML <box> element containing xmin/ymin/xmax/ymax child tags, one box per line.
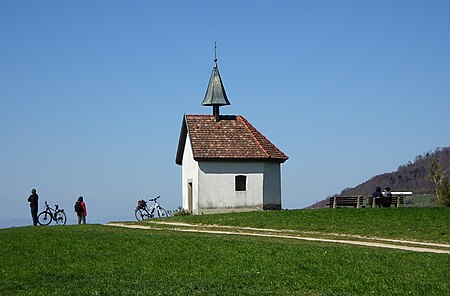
<box><xmin>214</xmin><ymin>42</ymin><xmax>218</xmax><ymax>66</ymax></box>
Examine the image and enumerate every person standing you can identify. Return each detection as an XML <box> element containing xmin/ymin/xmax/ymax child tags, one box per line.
<box><xmin>27</xmin><ymin>189</ymin><xmax>39</xmax><ymax>226</ymax></box>
<box><xmin>75</xmin><ymin>196</ymin><xmax>87</xmax><ymax>224</ymax></box>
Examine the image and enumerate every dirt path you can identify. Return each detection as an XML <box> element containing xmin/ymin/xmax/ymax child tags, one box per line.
<box><xmin>105</xmin><ymin>222</ymin><xmax>450</xmax><ymax>255</ymax></box>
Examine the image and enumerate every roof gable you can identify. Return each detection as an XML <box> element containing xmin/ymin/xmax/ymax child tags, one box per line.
<box><xmin>176</xmin><ymin>114</ymin><xmax>288</xmax><ymax>165</ymax></box>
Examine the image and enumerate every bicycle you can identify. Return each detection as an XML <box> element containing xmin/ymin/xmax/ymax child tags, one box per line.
<box><xmin>135</xmin><ymin>196</ymin><xmax>168</xmax><ymax>221</ymax></box>
<box><xmin>37</xmin><ymin>201</ymin><xmax>67</xmax><ymax>226</ymax></box>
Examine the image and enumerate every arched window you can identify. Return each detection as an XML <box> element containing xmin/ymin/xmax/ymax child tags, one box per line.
<box><xmin>235</xmin><ymin>175</ymin><xmax>247</xmax><ymax>191</ymax></box>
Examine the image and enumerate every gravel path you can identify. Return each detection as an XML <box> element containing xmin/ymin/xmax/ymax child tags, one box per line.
<box><xmin>105</xmin><ymin>222</ymin><xmax>450</xmax><ymax>255</ymax></box>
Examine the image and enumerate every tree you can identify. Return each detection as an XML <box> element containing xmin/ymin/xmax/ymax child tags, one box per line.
<box><xmin>428</xmin><ymin>158</ymin><xmax>450</xmax><ymax>206</ymax></box>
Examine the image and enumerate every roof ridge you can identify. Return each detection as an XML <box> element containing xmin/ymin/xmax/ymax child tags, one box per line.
<box><xmin>238</xmin><ymin>116</ymin><xmax>271</xmax><ymax>158</ymax></box>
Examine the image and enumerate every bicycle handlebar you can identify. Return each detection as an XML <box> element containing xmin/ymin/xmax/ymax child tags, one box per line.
<box><xmin>149</xmin><ymin>195</ymin><xmax>161</xmax><ymax>202</ymax></box>
<box><xmin>43</xmin><ymin>201</ymin><xmax>61</xmax><ymax>211</ymax></box>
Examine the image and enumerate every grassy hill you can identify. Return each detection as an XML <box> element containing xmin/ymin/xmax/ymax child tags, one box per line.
<box><xmin>309</xmin><ymin>147</ymin><xmax>450</xmax><ymax>208</ymax></box>
<box><xmin>340</xmin><ymin>146</ymin><xmax>450</xmax><ymax>197</ymax></box>
<box><xmin>1</xmin><ymin>208</ymin><xmax>449</xmax><ymax>295</ymax></box>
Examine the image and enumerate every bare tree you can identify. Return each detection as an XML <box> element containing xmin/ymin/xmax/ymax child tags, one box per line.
<box><xmin>428</xmin><ymin>158</ymin><xmax>450</xmax><ymax>206</ymax></box>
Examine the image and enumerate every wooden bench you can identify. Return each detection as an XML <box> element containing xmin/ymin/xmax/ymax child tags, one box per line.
<box><xmin>327</xmin><ymin>196</ymin><xmax>363</xmax><ymax>208</ymax></box>
<box><xmin>368</xmin><ymin>192</ymin><xmax>412</xmax><ymax>208</ymax></box>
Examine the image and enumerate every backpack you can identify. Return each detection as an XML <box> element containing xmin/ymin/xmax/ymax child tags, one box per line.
<box><xmin>137</xmin><ymin>199</ymin><xmax>146</xmax><ymax>209</ymax></box>
<box><xmin>74</xmin><ymin>201</ymin><xmax>83</xmax><ymax>213</ymax></box>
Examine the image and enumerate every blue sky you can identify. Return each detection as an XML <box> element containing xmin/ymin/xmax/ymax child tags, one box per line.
<box><xmin>1</xmin><ymin>1</ymin><xmax>449</xmax><ymax>225</ymax></box>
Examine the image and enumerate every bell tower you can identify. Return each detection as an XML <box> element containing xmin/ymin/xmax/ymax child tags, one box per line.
<box><xmin>201</xmin><ymin>43</ymin><xmax>231</xmax><ymax>120</ymax></box>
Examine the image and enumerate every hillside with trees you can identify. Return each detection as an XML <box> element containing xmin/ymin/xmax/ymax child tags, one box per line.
<box><xmin>308</xmin><ymin>147</ymin><xmax>450</xmax><ymax>208</ymax></box>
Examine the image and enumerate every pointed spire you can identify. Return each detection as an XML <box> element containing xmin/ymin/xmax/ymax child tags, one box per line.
<box><xmin>202</xmin><ymin>43</ymin><xmax>231</xmax><ymax>114</ymax></box>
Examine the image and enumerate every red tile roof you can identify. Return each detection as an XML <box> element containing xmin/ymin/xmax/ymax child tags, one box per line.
<box><xmin>176</xmin><ymin>115</ymin><xmax>288</xmax><ymax>164</ymax></box>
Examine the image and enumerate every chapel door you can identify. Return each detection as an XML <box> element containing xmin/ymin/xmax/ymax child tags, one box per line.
<box><xmin>187</xmin><ymin>182</ymin><xmax>193</xmax><ymax>214</ymax></box>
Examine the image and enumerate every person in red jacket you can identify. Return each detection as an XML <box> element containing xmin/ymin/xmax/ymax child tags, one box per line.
<box><xmin>75</xmin><ymin>196</ymin><xmax>87</xmax><ymax>224</ymax></box>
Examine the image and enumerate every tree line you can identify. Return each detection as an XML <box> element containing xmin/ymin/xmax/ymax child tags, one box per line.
<box><xmin>339</xmin><ymin>147</ymin><xmax>450</xmax><ymax>198</ymax></box>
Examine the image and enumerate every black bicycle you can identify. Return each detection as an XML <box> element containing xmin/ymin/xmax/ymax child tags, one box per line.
<box><xmin>135</xmin><ymin>196</ymin><xmax>168</xmax><ymax>221</ymax></box>
<box><xmin>38</xmin><ymin>201</ymin><xmax>67</xmax><ymax>226</ymax></box>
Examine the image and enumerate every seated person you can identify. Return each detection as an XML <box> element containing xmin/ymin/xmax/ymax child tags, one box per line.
<box><xmin>372</xmin><ymin>186</ymin><xmax>383</xmax><ymax>207</ymax></box>
<box><xmin>381</xmin><ymin>187</ymin><xmax>393</xmax><ymax>207</ymax></box>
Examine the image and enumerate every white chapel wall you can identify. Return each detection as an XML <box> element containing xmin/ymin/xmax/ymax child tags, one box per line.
<box><xmin>262</xmin><ymin>162</ymin><xmax>282</xmax><ymax>209</ymax></box>
<box><xmin>197</xmin><ymin>161</ymin><xmax>264</xmax><ymax>213</ymax></box>
<box><xmin>181</xmin><ymin>132</ymin><xmax>198</xmax><ymax>212</ymax></box>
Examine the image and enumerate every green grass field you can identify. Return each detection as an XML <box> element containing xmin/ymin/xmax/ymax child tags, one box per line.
<box><xmin>164</xmin><ymin>207</ymin><xmax>450</xmax><ymax>243</ymax></box>
<box><xmin>408</xmin><ymin>194</ymin><xmax>440</xmax><ymax>207</ymax></box>
<box><xmin>1</xmin><ymin>208</ymin><xmax>449</xmax><ymax>295</ymax></box>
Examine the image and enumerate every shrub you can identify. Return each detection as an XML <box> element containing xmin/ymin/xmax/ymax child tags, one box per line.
<box><xmin>172</xmin><ymin>206</ymin><xmax>191</xmax><ymax>216</ymax></box>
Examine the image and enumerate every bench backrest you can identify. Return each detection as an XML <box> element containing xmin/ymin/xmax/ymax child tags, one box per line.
<box><xmin>328</xmin><ymin>196</ymin><xmax>363</xmax><ymax>208</ymax></box>
<box><xmin>327</xmin><ymin>193</ymin><xmax>412</xmax><ymax>208</ymax></box>
<box><xmin>368</xmin><ymin>195</ymin><xmax>406</xmax><ymax>207</ymax></box>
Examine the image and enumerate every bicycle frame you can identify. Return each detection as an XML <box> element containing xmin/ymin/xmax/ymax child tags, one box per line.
<box><xmin>148</xmin><ymin>198</ymin><xmax>161</xmax><ymax>215</ymax></box>
<box><xmin>43</xmin><ymin>202</ymin><xmax>57</xmax><ymax>219</ymax></box>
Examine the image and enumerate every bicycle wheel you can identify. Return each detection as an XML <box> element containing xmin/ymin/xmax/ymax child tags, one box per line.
<box><xmin>156</xmin><ymin>207</ymin><xmax>168</xmax><ymax>218</ymax></box>
<box><xmin>54</xmin><ymin>211</ymin><xmax>67</xmax><ymax>225</ymax></box>
<box><xmin>37</xmin><ymin>211</ymin><xmax>52</xmax><ymax>226</ymax></box>
<box><xmin>135</xmin><ymin>208</ymin><xmax>149</xmax><ymax>221</ymax></box>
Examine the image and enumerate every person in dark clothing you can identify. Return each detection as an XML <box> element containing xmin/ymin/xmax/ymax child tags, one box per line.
<box><xmin>372</xmin><ymin>186</ymin><xmax>383</xmax><ymax>207</ymax></box>
<box><xmin>27</xmin><ymin>189</ymin><xmax>39</xmax><ymax>226</ymax></box>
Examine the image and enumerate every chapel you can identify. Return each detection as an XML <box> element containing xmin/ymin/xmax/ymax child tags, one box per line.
<box><xmin>175</xmin><ymin>48</ymin><xmax>288</xmax><ymax>214</ymax></box>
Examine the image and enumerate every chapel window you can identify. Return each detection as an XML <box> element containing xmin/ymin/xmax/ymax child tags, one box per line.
<box><xmin>235</xmin><ymin>175</ymin><xmax>247</xmax><ymax>191</ymax></box>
